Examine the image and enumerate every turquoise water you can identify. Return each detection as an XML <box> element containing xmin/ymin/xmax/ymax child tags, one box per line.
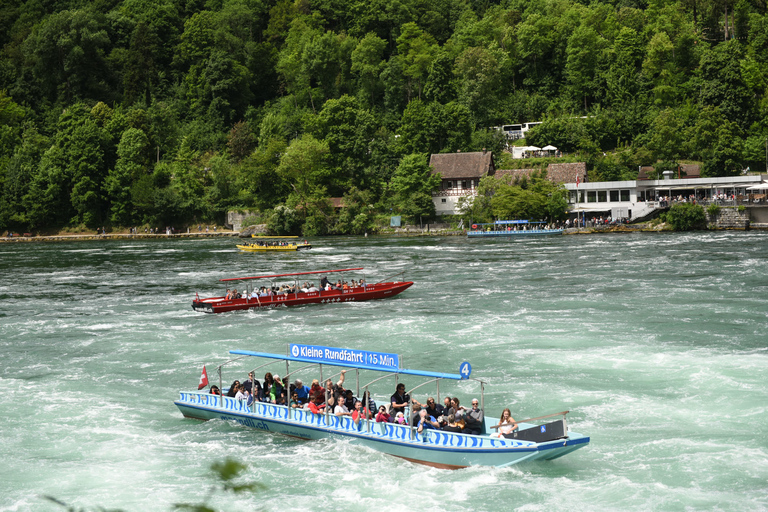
<box><xmin>1</xmin><ymin>233</ymin><xmax>767</xmax><ymax>511</ymax></box>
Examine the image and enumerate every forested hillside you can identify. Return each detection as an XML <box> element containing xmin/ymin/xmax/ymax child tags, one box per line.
<box><xmin>1</xmin><ymin>0</ymin><xmax>766</xmax><ymax>234</ymax></box>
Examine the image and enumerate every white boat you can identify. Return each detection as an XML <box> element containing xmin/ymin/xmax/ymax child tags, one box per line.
<box><xmin>468</xmin><ymin>220</ymin><xmax>564</xmax><ymax>237</ymax></box>
<box><xmin>174</xmin><ymin>344</ymin><xmax>590</xmax><ymax>469</ymax></box>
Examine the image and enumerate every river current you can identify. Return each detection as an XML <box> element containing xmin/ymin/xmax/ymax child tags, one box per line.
<box><xmin>1</xmin><ymin>232</ymin><xmax>767</xmax><ymax>511</ymax></box>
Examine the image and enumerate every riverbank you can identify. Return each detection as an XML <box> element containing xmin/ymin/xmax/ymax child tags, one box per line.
<box><xmin>0</xmin><ymin>231</ymin><xmax>240</xmax><ymax>243</ymax></box>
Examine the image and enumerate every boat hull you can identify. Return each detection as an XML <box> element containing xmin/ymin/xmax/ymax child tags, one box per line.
<box><xmin>174</xmin><ymin>392</ymin><xmax>590</xmax><ymax>468</ymax></box>
<box><xmin>192</xmin><ymin>281</ymin><xmax>414</xmax><ymax>313</ymax></box>
<box><xmin>236</xmin><ymin>244</ymin><xmax>312</xmax><ymax>252</ymax></box>
<box><xmin>467</xmin><ymin>229</ymin><xmax>564</xmax><ymax>238</ymax></box>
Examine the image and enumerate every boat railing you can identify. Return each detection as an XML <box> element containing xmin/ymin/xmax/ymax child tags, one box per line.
<box><xmin>179</xmin><ymin>391</ymin><xmax>540</xmax><ymax>448</ymax></box>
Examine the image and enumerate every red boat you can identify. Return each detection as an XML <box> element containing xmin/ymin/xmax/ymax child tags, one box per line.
<box><xmin>192</xmin><ymin>267</ymin><xmax>413</xmax><ymax>313</ymax></box>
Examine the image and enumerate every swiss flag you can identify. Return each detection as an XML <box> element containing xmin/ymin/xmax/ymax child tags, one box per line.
<box><xmin>198</xmin><ymin>366</ymin><xmax>209</xmax><ymax>390</ymax></box>
<box><xmin>576</xmin><ymin>174</ymin><xmax>580</xmax><ymax>187</ymax></box>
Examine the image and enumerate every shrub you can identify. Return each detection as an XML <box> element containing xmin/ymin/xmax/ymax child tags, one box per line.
<box><xmin>667</xmin><ymin>203</ymin><xmax>706</xmax><ymax>230</ymax></box>
<box><xmin>738</xmin><ymin>205</ymin><xmax>746</xmax><ymax>212</ymax></box>
<box><xmin>706</xmin><ymin>203</ymin><xmax>721</xmax><ymax>216</ymax></box>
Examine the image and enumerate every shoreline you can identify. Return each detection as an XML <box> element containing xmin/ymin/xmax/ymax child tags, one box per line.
<box><xmin>0</xmin><ymin>231</ymin><xmax>240</xmax><ymax>243</ymax></box>
<box><xmin>2</xmin><ymin>224</ymin><xmax>765</xmax><ymax>244</ymax></box>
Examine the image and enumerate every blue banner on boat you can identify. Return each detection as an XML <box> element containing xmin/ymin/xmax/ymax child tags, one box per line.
<box><xmin>495</xmin><ymin>220</ymin><xmax>529</xmax><ymax>225</ymax></box>
<box><xmin>290</xmin><ymin>344</ymin><xmax>400</xmax><ymax>370</ymax></box>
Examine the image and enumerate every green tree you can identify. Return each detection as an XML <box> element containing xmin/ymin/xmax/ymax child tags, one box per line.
<box><xmin>351</xmin><ymin>32</ymin><xmax>387</xmax><ymax>106</ymax></box>
<box><xmin>389</xmin><ymin>153</ymin><xmax>440</xmax><ymax>219</ymax></box>
<box><xmin>396</xmin><ymin>22</ymin><xmax>438</xmax><ymax>101</ymax></box>
<box><xmin>106</xmin><ymin>127</ymin><xmax>150</xmax><ymax>225</ymax></box>
<box><xmin>666</xmin><ymin>202</ymin><xmax>706</xmax><ymax>230</ymax></box>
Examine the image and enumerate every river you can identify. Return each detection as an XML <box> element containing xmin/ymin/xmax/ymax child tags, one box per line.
<box><xmin>1</xmin><ymin>232</ymin><xmax>766</xmax><ymax>511</ymax></box>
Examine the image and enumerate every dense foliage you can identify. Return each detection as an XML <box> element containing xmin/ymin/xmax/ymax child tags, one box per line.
<box><xmin>665</xmin><ymin>202</ymin><xmax>707</xmax><ymax>230</ymax></box>
<box><xmin>1</xmin><ymin>0</ymin><xmax>767</xmax><ymax>233</ymax></box>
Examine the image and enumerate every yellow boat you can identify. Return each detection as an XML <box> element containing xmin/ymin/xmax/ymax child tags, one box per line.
<box><xmin>237</xmin><ymin>236</ymin><xmax>312</xmax><ymax>252</ymax></box>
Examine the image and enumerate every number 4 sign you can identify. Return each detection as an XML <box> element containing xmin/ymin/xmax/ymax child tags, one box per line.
<box><xmin>459</xmin><ymin>362</ymin><xmax>472</xmax><ymax>379</ymax></box>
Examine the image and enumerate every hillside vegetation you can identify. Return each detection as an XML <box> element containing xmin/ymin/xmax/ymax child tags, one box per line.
<box><xmin>0</xmin><ymin>0</ymin><xmax>766</xmax><ymax>234</ymax></box>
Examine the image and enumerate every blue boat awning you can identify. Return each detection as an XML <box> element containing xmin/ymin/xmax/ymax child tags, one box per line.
<box><xmin>228</xmin><ymin>349</ymin><xmax>463</xmax><ymax>380</ymax></box>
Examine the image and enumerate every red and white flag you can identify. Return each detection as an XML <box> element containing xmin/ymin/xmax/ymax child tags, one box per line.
<box><xmin>576</xmin><ymin>174</ymin><xmax>580</xmax><ymax>187</ymax></box>
<box><xmin>198</xmin><ymin>366</ymin><xmax>209</xmax><ymax>390</ymax></box>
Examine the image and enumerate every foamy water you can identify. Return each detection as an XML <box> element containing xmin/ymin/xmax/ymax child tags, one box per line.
<box><xmin>1</xmin><ymin>233</ymin><xmax>767</xmax><ymax>511</ymax></box>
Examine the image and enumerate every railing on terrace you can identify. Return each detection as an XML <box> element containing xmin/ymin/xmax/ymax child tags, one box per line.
<box><xmin>432</xmin><ymin>189</ymin><xmax>477</xmax><ymax>197</ymax></box>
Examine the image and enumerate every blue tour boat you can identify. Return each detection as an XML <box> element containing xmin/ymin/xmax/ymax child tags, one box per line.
<box><xmin>467</xmin><ymin>220</ymin><xmax>564</xmax><ymax>237</ymax></box>
<box><xmin>174</xmin><ymin>344</ymin><xmax>589</xmax><ymax>469</ymax></box>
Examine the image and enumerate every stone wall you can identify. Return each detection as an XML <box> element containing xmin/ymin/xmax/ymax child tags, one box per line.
<box><xmin>706</xmin><ymin>207</ymin><xmax>750</xmax><ymax>229</ymax></box>
<box><xmin>495</xmin><ymin>162</ymin><xmax>587</xmax><ymax>184</ymax></box>
<box><xmin>227</xmin><ymin>210</ymin><xmax>257</xmax><ymax>231</ymax></box>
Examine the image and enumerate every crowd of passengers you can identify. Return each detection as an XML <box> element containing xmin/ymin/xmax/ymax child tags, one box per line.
<box><xmin>208</xmin><ymin>372</ymin><xmax>519</xmax><ymax>438</ymax></box>
<box><xmin>224</xmin><ymin>277</ymin><xmax>367</xmax><ymax>300</ymax></box>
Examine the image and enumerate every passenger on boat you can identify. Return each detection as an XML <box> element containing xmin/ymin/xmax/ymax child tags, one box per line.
<box><xmin>443</xmin><ymin>396</ymin><xmax>453</xmax><ymax>417</ymax></box>
<box><xmin>234</xmin><ymin>384</ymin><xmax>249</xmax><ymax>401</ymax></box>
<box><xmin>416</xmin><ymin>409</ymin><xmax>440</xmax><ymax>433</ymax></box>
<box><xmin>375</xmin><ymin>405</ymin><xmax>392</xmax><ymax>423</ymax></box>
<box><xmin>294</xmin><ymin>379</ymin><xmax>310</xmax><ymax>404</ymax></box>
<box><xmin>394</xmin><ymin>412</ymin><xmax>406</xmax><ymax>425</ymax></box>
<box><xmin>307</xmin><ymin>283</ymin><xmax>319</xmax><ymax>292</ymax></box>
<box><xmin>308</xmin><ymin>394</ymin><xmax>326</xmax><ymax>414</ymax></box>
<box><xmin>451</xmin><ymin>397</ymin><xmax>465</xmax><ymax>418</ymax></box>
<box><xmin>361</xmin><ymin>390</ymin><xmax>377</xmax><ymax>413</ymax></box>
<box><xmin>350</xmin><ymin>280</ymin><xmax>357</xmax><ymax>288</ymax></box>
<box><xmin>226</xmin><ymin>380</ymin><xmax>240</xmax><ymax>397</ymax></box>
<box><xmin>359</xmin><ymin>279</ymin><xmax>366</xmax><ymax>287</ymax></box>
<box><xmin>309</xmin><ymin>379</ymin><xmax>323</xmax><ymax>399</ymax></box>
<box><xmin>243</xmin><ymin>372</ymin><xmax>262</xmax><ymax>401</ymax></box>
<box><xmin>342</xmin><ymin>282</ymin><xmax>350</xmax><ymax>290</ymax></box>
<box><xmin>464</xmin><ymin>399</ymin><xmax>484</xmax><ymax>435</ymax></box>
<box><xmin>491</xmin><ymin>408</ymin><xmax>518</xmax><ymax>438</ymax></box>
<box><xmin>343</xmin><ymin>389</ymin><xmax>356</xmax><ymax>411</ymax></box>
<box><xmin>441</xmin><ymin>414</ymin><xmax>462</xmax><ymax>433</ymax></box>
<box><xmin>263</xmin><ymin>373</ymin><xmax>275</xmax><ymax>402</ymax></box>
<box><xmin>409</xmin><ymin>404</ymin><xmax>422</xmax><ymax>426</ymax></box>
<box><xmin>352</xmin><ymin>400</ymin><xmax>369</xmax><ymax>426</ymax></box>
<box><xmin>225</xmin><ymin>289</ymin><xmax>232</xmax><ymax>299</ymax></box>
<box><xmin>425</xmin><ymin>397</ymin><xmax>444</xmax><ymax>419</ymax></box>
<box><xmin>334</xmin><ymin>400</ymin><xmax>352</xmax><ymax>416</ymax></box>
<box><xmin>209</xmin><ymin>385</ymin><xmax>220</xmax><ymax>395</ymax></box>
<box><xmin>390</xmin><ymin>383</ymin><xmax>410</xmax><ymax>417</ymax></box>
<box><xmin>320</xmin><ymin>276</ymin><xmax>330</xmax><ymax>289</ymax></box>
<box><xmin>290</xmin><ymin>393</ymin><xmax>301</xmax><ymax>408</ymax></box>
<box><xmin>270</xmin><ymin>374</ymin><xmax>285</xmax><ymax>404</ymax></box>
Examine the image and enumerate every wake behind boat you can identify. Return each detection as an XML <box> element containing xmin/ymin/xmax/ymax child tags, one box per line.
<box><xmin>192</xmin><ymin>268</ymin><xmax>413</xmax><ymax>313</ymax></box>
<box><xmin>175</xmin><ymin>344</ymin><xmax>590</xmax><ymax>469</ymax></box>
<box><xmin>468</xmin><ymin>220</ymin><xmax>563</xmax><ymax>237</ymax></box>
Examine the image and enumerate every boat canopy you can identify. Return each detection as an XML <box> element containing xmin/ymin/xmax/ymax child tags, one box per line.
<box><xmin>221</xmin><ymin>267</ymin><xmax>364</xmax><ymax>282</ymax></box>
<box><xmin>229</xmin><ymin>348</ymin><xmax>464</xmax><ymax>381</ymax></box>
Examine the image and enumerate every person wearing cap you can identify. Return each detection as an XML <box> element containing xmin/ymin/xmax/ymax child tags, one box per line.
<box><xmin>294</xmin><ymin>379</ymin><xmax>310</xmax><ymax>404</ymax></box>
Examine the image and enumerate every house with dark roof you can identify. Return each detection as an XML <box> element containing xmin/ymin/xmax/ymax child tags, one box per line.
<box><xmin>429</xmin><ymin>151</ymin><xmax>495</xmax><ymax>215</ymax></box>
